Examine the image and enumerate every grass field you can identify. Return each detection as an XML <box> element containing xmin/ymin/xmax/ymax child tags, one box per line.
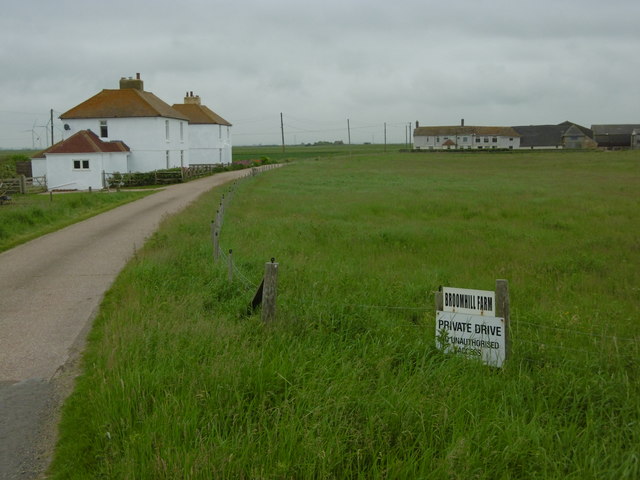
<box><xmin>50</xmin><ymin>149</ymin><xmax>639</xmax><ymax>478</ymax></box>
<box><xmin>0</xmin><ymin>191</ymin><xmax>152</xmax><ymax>252</ymax></box>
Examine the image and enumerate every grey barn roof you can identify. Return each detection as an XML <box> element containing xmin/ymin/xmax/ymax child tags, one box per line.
<box><xmin>511</xmin><ymin>124</ymin><xmax>566</xmax><ymax>147</ymax></box>
<box><xmin>591</xmin><ymin>124</ymin><xmax>640</xmax><ymax>147</ymax></box>
<box><xmin>511</xmin><ymin>122</ymin><xmax>593</xmax><ymax>148</ymax></box>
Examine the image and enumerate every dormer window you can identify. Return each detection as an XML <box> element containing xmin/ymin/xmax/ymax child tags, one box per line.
<box><xmin>100</xmin><ymin>120</ymin><xmax>108</xmax><ymax>138</ymax></box>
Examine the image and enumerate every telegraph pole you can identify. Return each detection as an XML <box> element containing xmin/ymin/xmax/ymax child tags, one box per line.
<box><xmin>50</xmin><ymin>109</ymin><xmax>54</xmax><ymax>146</ymax></box>
<box><xmin>347</xmin><ymin>118</ymin><xmax>351</xmax><ymax>145</ymax></box>
<box><xmin>384</xmin><ymin>122</ymin><xmax>387</xmax><ymax>152</ymax></box>
<box><xmin>280</xmin><ymin>112</ymin><xmax>285</xmax><ymax>153</ymax></box>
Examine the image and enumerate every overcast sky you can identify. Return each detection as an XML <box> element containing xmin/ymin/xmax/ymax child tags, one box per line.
<box><xmin>1</xmin><ymin>0</ymin><xmax>638</xmax><ymax>149</ymax></box>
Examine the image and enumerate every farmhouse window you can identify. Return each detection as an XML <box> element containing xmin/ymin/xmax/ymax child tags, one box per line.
<box><xmin>73</xmin><ymin>159</ymin><xmax>90</xmax><ymax>170</ymax></box>
<box><xmin>484</xmin><ymin>137</ymin><xmax>489</xmax><ymax>143</ymax></box>
<box><xmin>509</xmin><ymin>137</ymin><xmax>513</xmax><ymax>141</ymax></box>
<box><xmin>475</xmin><ymin>137</ymin><xmax>480</xmax><ymax>143</ymax></box>
<box><xmin>462</xmin><ymin>137</ymin><xmax>468</xmax><ymax>143</ymax></box>
<box><xmin>99</xmin><ymin>121</ymin><xmax>108</xmax><ymax>138</ymax></box>
<box><xmin>492</xmin><ymin>137</ymin><xmax>497</xmax><ymax>143</ymax></box>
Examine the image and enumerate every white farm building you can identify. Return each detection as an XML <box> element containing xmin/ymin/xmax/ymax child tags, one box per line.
<box><xmin>31</xmin><ymin>74</ymin><xmax>232</xmax><ymax>191</ymax></box>
<box><xmin>413</xmin><ymin>124</ymin><xmax>521</xmax><ymax>150</ymax></box>
<box><xmin>173</xmin><ymin>93</ymin><xmax>232</xmax><ymax>165</ymax></box>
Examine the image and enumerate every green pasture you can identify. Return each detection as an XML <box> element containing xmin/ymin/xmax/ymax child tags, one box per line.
<box><xmin>0</xmin><ymin>191</ymin><xmax>152</xmax><ymax>252</ymax></box>
<box><xmin>51</xmin><ymin>150</ymin><xmax>639</xmax><ymax>478</ymax></box>
<box><xmin>232</xmin><ymin>143</ymin><xmax>404</xmax><ymax>164</ymax></box>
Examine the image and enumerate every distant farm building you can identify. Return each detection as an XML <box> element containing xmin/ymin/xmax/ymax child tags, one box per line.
<box><xmin>591</xmin><ymin>124</ymin><xmax>640</xmax><ymax>150</ymax></box>
<box><xmin>511</xmin><ymin>121</ymin><xmax>595</xmax><ymax>149</ymax></box>
<box><xmin>413</xmin><ymin>122</ymin><xmax>520</xmax><ymax>150</ymax></box>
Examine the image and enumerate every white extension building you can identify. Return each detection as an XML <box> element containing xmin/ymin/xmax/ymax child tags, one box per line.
<box><xmin>31</xmin><ymin>130</ymin><xmax>129</xmax><ymax>191</ymax></box>
<box><xmin>173</xmin><ymin>92</ymin><xmax>232</xmax><ymax>165</ymax></box>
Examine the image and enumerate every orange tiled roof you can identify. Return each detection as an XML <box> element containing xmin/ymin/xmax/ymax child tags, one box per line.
<box><xmin>60</xmin><ymin>88</ymin><xmax>189</xmax><ymax>121</ymax></box>
<box><xmin>171</xmin><ymin>103</ymin><xmax>232</xmax><ymax>126</ymax></box>
<box><xmin>32</xmin><ymin>130</ymin><xmax>130</xmax><ymax>158</ymax></box>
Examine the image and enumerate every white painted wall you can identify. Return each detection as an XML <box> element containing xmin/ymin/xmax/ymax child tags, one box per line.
<box><xmin>44</xmin><ymin>152</ymin><xmax>129</xmax><ymax>190</ymax></box>
<box><xmin>63</xmin><ymin>117</ymin><xmax>189</xmax><ymax>172</ymax></box>
<box><xmin>414</xmin><ymin>133</ymin><xmax>520</xmax><ymax>150</ymax></box>
<box><xmin>31</xmin><ymin>158</ymin><xmax>47</xmax><ymax>178</ymax></box>
<box><xmin>189</xmin><ymin>124</ymin><xmax>232</xmax><ymax>165</ymax></box>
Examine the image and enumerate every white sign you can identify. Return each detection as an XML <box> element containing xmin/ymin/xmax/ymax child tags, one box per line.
<box><xmin>436</xmin><ymin>311</ymin><xmax>506</xmax><ymax>368</ymax></box>
<box><xmin>442</xmin><ymin>287</ymin><xmax>495</xmax><ymax>316</ymax></box>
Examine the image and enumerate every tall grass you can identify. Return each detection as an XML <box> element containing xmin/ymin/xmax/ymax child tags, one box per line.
<box><xmin>51</xmin><ymin>151</ymin><xmax>640</xmax><ymax>479</ymax></box>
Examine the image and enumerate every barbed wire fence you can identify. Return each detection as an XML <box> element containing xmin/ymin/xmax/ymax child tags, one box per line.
<box><xmin>209</xmin><ymin>165</ymin><xmax>639</xmax><ymax>365</ymax></box>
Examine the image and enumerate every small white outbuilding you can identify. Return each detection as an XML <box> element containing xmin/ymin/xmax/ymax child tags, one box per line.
<box><xmin>31</xmin><ymin>130</ymin><xmax>130</xmax><ymax>191</ymax></box>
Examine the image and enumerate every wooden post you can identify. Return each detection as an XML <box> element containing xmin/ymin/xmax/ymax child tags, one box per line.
<box><xmin>262</xmin><ymin>258</ymin><xmax>278</xmax><ymax>323</ymax></box>
<box><xmin>435</xmin><ymin>287</ymin><xmax>443</xmax><ymax>311</ymax></box>
<box><xmin>495</xmin><ymin>279</ymin><xmax>510</xmax><ymax>362</ymax></box>
<box><xmin>49</xmin><ymin>191</ymin><xmax>53</xmax><ymax>202</ymax></box>
<box><xmin>19</xmin><ymin>175</ymin><xmax>27</xmax><ymax>194</ymax></box>
<box><xmin>210</xmin><ymin>220</ymin><xmax>219</xmax><ymax>262</ymax></box>
<box><xmin>227</xmin><ymin>249</ymin><xmax>233</xmax><ymax>282</ymax></box>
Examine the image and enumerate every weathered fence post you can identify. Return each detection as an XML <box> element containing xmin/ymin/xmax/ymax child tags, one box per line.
<box><xmin>262</xmin><ymin>258</ymin><xmax>278</xmax><ymax>323</ymax></box>
<box><xmin>435</xmin><ymin>287</ymin><xmax>443</xmax><ymax>311</ymax></box>
<box><xmin>227</xmin><ymin>249</ymin><xmax>233</xmax><ymax>282</ymax></box>
<box><xmin>19</xmin><ymin>175</ymin><xmax>27</xmax><ymax>194</ymax></box>
<box><xmin>211</xmin><ymin>220</ymin><xmax>219</xmax><ymax>262</ymax></box>
<box><xmin>495</xmin><ymin>279</ymin><xmax>510</xmax><ymax>361</ymax></box>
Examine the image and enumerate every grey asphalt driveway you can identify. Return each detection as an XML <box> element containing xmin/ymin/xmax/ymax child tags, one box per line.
<box><xmin>0</xmin><ymin>168</ymin><xmax>253</xmax><ymax>479</ymax></box>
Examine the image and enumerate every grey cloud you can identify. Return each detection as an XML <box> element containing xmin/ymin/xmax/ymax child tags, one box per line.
<box><xmin>0</xmin><ymin>0</ymin><xmax>638</xmax><ymax>148</ymax></box>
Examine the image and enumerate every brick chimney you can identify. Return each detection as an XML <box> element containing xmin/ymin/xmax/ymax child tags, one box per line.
<box><xmin>120</xmin><ymin>73</ymin><xmax>144</xmax><ymax>91</ymax></box>
<box><xmin>184</xmin><ymin>91</ymin><xmax>201</xmax><ymax>105</ymax></box>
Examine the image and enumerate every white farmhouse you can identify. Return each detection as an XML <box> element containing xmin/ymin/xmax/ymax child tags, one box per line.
<box><xmin>58</xmin><ymin>74</ymin><xmax>191</xmax><ymax>173</ymax></box>
<box><xmin>414</xmin><ymin>124</ymin><xmax>521</xmax><ymax>150</ymax></box>
<box><xmin>172</xmin><ymin>93</ymin><xmax>232</xmax><ymax>165</ymax></box>
<box><xmin>31</xmin><ymin>130</ymin><xmax>129</xmax><ymax>191</ymax></box>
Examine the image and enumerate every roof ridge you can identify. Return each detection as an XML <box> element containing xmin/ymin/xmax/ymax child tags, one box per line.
<box><xmin>83</xmin><ymin>130</ymin><xmax>103</xmax><ymax>152</ymax></box>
